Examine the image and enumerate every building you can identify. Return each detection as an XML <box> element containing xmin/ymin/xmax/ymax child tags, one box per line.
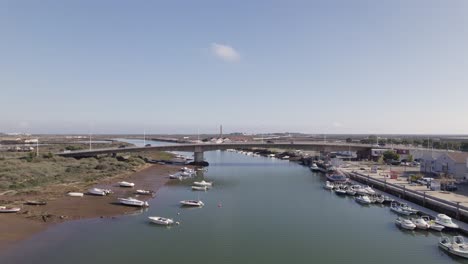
<box><xmin>420</xmin><ymin>151</ymin><xmax>468</xmax><ymax>180</ymax></box>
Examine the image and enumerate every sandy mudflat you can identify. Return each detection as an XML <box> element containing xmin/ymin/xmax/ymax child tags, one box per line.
<box><xmin>0</xmin><ymin>164</ymin><xmax>184</xmax><ymax>253</ymax></box>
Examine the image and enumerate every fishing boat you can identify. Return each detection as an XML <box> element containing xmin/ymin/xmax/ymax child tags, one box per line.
<box><xmin>191</xmin><ymin>186</ymin><xmax>208</xmax><ymax>191</ymax></box>
<box><xmin>324</xmin><ymin>181</ymin><xmax>334</xmax><ymax>190</ymax></box>
<box><xmin>148</xmin><ymin>216</ymin><xmax>174</xmax><ymax>225</ymax></box>
<box><xmin>67</xmin><ymin>192</ymin><xmax>84</xmax><ymax>197</ymax></box>
<box><xmin>118</xmin><ymin>197</ymin><xmax>149</xmax><ymax>207</ymax></box>
<box><xmin>421</xmin><ymin>216</ymin><xmax>444</xmax><ymax>231</ymax></box>
<box><xmin>118</xmin><ymin>181</ymin><xmax>135</xmax><ymax>187</ymax></box>
<box><xmin>411</xmin><ymin>217</ymin><xmax>430</xmax><ymax>230</ymax></box>
<box><xmin>395</xmin><ymin>217</ymin><xmax>416</xmax><ymax>230</ymax></box>
<box><xmin>136</xmin><ymin>189</ymin><xmax>152</xmax><ymax>195</ymax></box>
<box><xmin>180</xmin><ymin>200</ymin><xmax>204</xmax><ymax>207</ymax></box>
<box><xmin>439</xmin><ymin>236</ymin><xmax>468</xmax><ymax>259</ymax></box>
<box><xmin>193</xmin><ymin>180</ymin><xmax>212</xmax><ymax>187</ymax></box>
<box><xmin>390</xmin><ymin>202</ymin><xmax>413</xmax><ymax>216</ymax></box>
<box><xmin>25</xmin><ymin>200</ymin><xmax>47</xmax><ymax>205</ymax></box>
<box><xmin>435</xmin><ymin>214</ymin><xmax>459</xmax><ymax>230</ymax></box>
<box><xmin>355</xmin><ymin>195</ymin><xmax>372</xmax><ymax>205</ymax></box>
<box><xmin>0</xmin><ymin>206</ymin><xmax>21</xmax><ymax>213</ymax></box>
<box><xmin>88</xmin><ymin>188</ymin><xmax>111</xmax><ymax>196</ymax></box>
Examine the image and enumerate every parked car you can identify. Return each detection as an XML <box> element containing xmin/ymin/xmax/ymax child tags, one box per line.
<box><xmin>145</xmin><ymin>144</ymin><xmax>151</xmax><ymax>147</ymax></box>
<box><xmin>443</xmin><ymin>184</ymin><xmax>458</xmax><ymax>191</ymax></box>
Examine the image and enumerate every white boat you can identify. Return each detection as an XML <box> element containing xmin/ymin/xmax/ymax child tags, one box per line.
<box><xmin>180</xmin><ymin>200</ymin><xmax>204</xmax><ymax>207</ymax></box>
<box><xmin>439</xmin><ymin>236</ymin><xmax>468</xmax><ymax>259</ymax></box>
<box><xmin>435</xmin><ymin>214</ymin><xmax>459</xmax><ymax>230</ymax></box>
<box><xmin>118</xmin><ymin>181</ymin><xmax>135</xmax><ymax>187</ymax></box>
<box><xmin>411</xmin><ymin>217</ymin><xmax>430</xmax><ymax>230</ymax></box>
<box><xmin>180</xmin><ymin>171</ymin><xmax>192</xmax><ymax>177</ymax></box>
<box><xmin>191</xmin><ymin>186</ymin><xmax>208</xmax><ymax>191</ymax></box>
<box><xmin>88</xmin><ymin>188</ymin><xmax>111</xmax><ymax>196</ymax></box>
<box><xmin>136</xmin><ymin>189</ymin><xmax>152</xmax><ymax>195</ymax></box>
<box><xmin>355</xmin><ymin>195</ymin><xmax>371</xmax><ymax>204</ymax></box>
<box><xmin>0</xmin><ymin>206</ymin><xmax>21</xmax><ymax>213</ymax></box>
<box><xmin>421</xmin><ymin>216</ymin><xmax>445</xmax><ymax>231</ymax></box>
<box><xmin>334</xmin><ymin>187</ymin><xmax>347</xmax><ymax>195</ymax></box>
<box><xmin>324</xmin><ymin>181</ymin><xmax>334</xmax><ymax>190</ymax></box>
<box><xmin>169</xmin><ymin>174</ymin><xmax>182</xmax><ymax>180</ymax></box>
<box><xmin>67</xmin><ymin>192</ymin><xmax>84</xmax><ymax>197</ymax></box>
<box><xmin>390</xmin><ymin>202</ymin><xmax>413</xmax><ymax>216</ymax></box>
<box><xmin>148</xmin><ymin>216</ymin><xmax>174</xmax><ymax>225</ymax></box>
<box><xmin>395</xmin><ymin>217</ymin><xmax>416</xmax><ymax>230</ymax></box>
<box><xmin>310</xmin><ymin>163</ymin><xmax>320</xmax><ymax>171</ymax></box>
<box><xmin>193</xmin><ymin>180</ymin><xmax>212</xmax><ymax>187</ymax></box>
<box><xmin>346</xmin><ymin>188</ymin><xmax>356</xmax><ymax>196</ymax></box>
<box><xmin>399</xmin><ymin>203</ymin><xmax>418</xmax><ymax>214</ymax></box>
<box><xmin>118</xmin><ymin>197</ymin><xmax>149</xmax><ymax>207</ymax></box>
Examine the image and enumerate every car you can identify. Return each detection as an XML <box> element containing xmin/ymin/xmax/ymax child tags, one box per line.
<box><xmin>444</xmin><ymin>184</ymin><xmax>458</xmax><ymax>191</ymax></box>
<box><xmin>145</xmin><ymin>144</ymin><xmax>151</xmax><ymax>147</ymax></box>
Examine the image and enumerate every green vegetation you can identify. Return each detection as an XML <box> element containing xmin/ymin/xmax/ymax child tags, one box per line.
<box><xmin>382</xmin><ymin>150</ymin><xmax>400</xmax><ymax>161</ymax></box>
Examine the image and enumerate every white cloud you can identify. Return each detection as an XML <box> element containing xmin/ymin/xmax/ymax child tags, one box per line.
<box><xmin>211</xmin><ymin>43</ymin><xmax>240</xmax><ymax>62</ymax></box>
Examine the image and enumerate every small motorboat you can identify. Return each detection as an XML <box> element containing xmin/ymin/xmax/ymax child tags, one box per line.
<box><xmin>421</xmin><ymin>216</ymin><xmax>444</xmax><ymax>231</ymax></box>
<box><xmin>118</xmin><ymin>197</ymin><xmax>149</xmax><ymax>207</ymax></box>
<box><xmin>180</xmin><ymin>200</ymin><xmax>204</xmax><ymax>207</ymax></box>
<box><xmin>324</xmin><ymin>181</ymin><xmax>334</xmax><ymax>190</ymax></box>
<box><xmin>439</xmin><ymin>236</ymin><xmax>468</xmax><ymax>259</ymax></box>
<box><xmin>346</xmin><ymin>188</ymin><xmax>356</xmax><ymax>196</ymax></box>
<box><xmin>0</xmin><ymin>206</ymin><xmax>21</xmax><ymax>213</ymax></box>
<box><xmin>310</xmin><ymin>163</ymin><xmax>320</xmax><ymax>171</ymax></box>
<box><xmin>411</xmin><ymin>217</ymin><xmax>430</xmax><ymax>230</ymax></box>
<box><xmin>67</xmin><ymin>192</ymin><xmax>84</xmax><ymax>197</ymax></box>
<box><xmin>88</xmin><ymin>188</ymin><xmax>111</xmax><ymax>196</ymax></box>
<box><xmin>193</xmin><ymin>180</ymin><xmax>212</xmax><ymax>187</ymax></box>
<box><xmin>373</xmin><ymin>195</ymin><xmax>385</xmax><ymax>204</ymax></box>
<box><xmin>191</xmin><ymin>186</ymin><xmax>208</xmax><ymax>191</ymax></box>
<box><xmin>24</xmin><ymin>200</ymin><xmax>47</xmax><ymax>205</ymax></box>
<box><xmin>118</xmin><ymin>181</ymin><xmax>135</xmax><ymax>187</ymax></box>
<box><xmin>399</xmin><ymin>203</ymin><xmax>418</xmax><ymax>214</ymax></box>
<box><xmin>148</xmin><ymin>216</ymin><xmax>174</xmax><ymax>225</ymax></box>
<box><xmin>334</xmin><ymin>187</ymin><xmax>347</xmax><ymax>195</ymax></box>
<box><xmin>355</xmin><ymin>195</ymin><xmax>371</xmax><ymax>205</ymax></box>
<box><xmin>326</xmin><ymin>174</ymin><xmax>348</xmax><ymax>183</ymax></box>
<box><xmin>390</xmin><ymin>202</ymin><xmax>413</xmax><ymax>216</ymax></box>
<box><xmin>435</xmin><ymin>214</ymin><xmax>459</xmax><ymax>230</ymax></box>
<box><xmin>136</xmin><ymin>189</ymin><xmax>152</xmax><ymax>195</ymax></box>
<box><xmin>395</xmin><ymin>217</ymin><xmax>416</xmax><ymax>230</ymax></box>
<box><xmin>169</xmin><ymin>174</ymin><xmax>182</xmax><ymax>180</ymax></box>
<box><xmin>180</xmin><ymin>171</ymin><xmax>192</xmax><ymax>177</ymax></box>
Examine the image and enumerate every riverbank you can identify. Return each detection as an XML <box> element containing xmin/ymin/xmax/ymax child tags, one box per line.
<box><xmin>0</xmin><ymin>163</ymin><xmax>182</xmax><ymax>253</ymax></box>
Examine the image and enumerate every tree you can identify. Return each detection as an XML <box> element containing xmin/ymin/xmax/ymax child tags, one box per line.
<box><xmin>368</xmin><ymin>135</ymin><xmax>378</xmax><ymax>144</ymax></box>
<box><xmin>407</xmin><ymin>154</ymin><xmax>414</xmax><ymax>163</ymax></box>
<box><xmin>382</xmin><ymin>150</ymin><xmax>400</xmax><ymax>161</ymax></box>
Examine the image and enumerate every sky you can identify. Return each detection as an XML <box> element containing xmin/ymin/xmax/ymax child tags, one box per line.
<box><xmin>1</xmin><ymin>0</ymin><xmax>468</xmax><ymax>134</ymax></box>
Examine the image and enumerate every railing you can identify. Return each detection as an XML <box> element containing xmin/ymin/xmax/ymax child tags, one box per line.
<box><xmin>348</xmin><ymin>171</ymin><xmax>468</xmax><ymax>219</ymax></box>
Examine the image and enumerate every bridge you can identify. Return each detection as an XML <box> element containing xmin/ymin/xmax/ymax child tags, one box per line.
<box><xmin>56</xmin><ymin>142</ymin><xmax>377</xmax><ymax>162</ymax></box>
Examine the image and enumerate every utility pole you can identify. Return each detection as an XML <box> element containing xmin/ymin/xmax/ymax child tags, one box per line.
<box><xmin>36</xmin><ymin>139</ymin><xmax>39</xmax><ymax>157</ymax></box>
<box><xmin>89</xmin><ymin>133</ymin><xmax>92</xmax><ymax>151</ymax></box>
<box><xmin>144</xmin><ymin>129</ymin><xmax>146</xmax><ymax>146</ymax></box>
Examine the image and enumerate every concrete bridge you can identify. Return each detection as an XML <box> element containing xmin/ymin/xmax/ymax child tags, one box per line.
<box><xmin>56</xmin><ymin>142</ymin><xmax>376</xmax><ymax>162</ymax></box>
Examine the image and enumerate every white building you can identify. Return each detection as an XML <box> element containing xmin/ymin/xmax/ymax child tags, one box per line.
<box><xmin>420</xmin><ymin>152</ymin><xmax>468</xmax><ymax>180</ymax></box>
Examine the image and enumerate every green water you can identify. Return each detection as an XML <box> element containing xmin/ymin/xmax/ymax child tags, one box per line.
<box><xmin>0</xmin><ymin>140</ymin><xmax>466</xmax><ymax>264</ymax></box>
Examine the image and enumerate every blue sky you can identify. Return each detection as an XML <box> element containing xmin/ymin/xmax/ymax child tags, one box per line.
<box><xmin>1</xmin><ymin>0</ymin><xmax>468</xmax><ymax>134</ymax></box>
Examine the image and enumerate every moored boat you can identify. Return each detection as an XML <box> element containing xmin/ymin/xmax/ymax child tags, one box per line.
<box><xmin>310</xmin><ymin>163</ymin><xmax>320</xmax><ymax>171</ymax></box>
<box><xmin>148</xmin><ymin>216</ymin><xmax>174</xmax><ymax>225</ymax></box>
<box><xmin>191</xmin><ymin>186</ymin><xmax>208</xmax><ymax>191</ymax></box>
<box><xmin>193</xmin><ymin>180</ymin><xmax>212</xmax><ymax>187</ymax></box>
<box><xmin>180</xmin><ymin>200</ymin><xmax>204</xmax><ymax>207</ymax></box>
<box><xmin>136</xmin><ymin>189</ymin><xmax>152</xmax><ymax>195</ymax></box>
<box><xmin>334</xmin><ymin>187</ymin><xmax>347</xmax><ymax>195</ymax></box>
<box><xmin>67</xmin><ymin>192</ymin><xmax>84</xmax><ymax>197</ymax></box>
<box><xmin>118</xmin><ymin>197</ymin><xmax>149</xmax><ymax>207</ymax></box>
<box><xmin>435</xmin><ymin>214</ymin><xmax>459</xmax><ymax>230</ymax></box>
<box><xmin>390</xmin><ymin>202</ymin><xmax>413</xmax><ymax>216</ymax></box>
<box><xmin>88</xmin><ymin>188</ymin><xmax>111</xmax><ymax>196</ymax></box>
<box><xmin>421</xmin><ymin>216</ymin><xmax>444</xmax><ymax>231</ymax></box>
<box><xmin>355</xmin><ymin>195</ymin><xmax>371</xmax><ymax>205</ymax></box>
<box><xmin>395</xmin><ymin>217</ymin><xmax>416</xmax><ymax>230</ymax></box>
<box><xmin>324</xmin><ymin>181</ymin><xmax>334</xmax><ymax>190</ymax></box>
<box><xmin>326</xmin><ymin>174</ymin><xmax>348</xmax><ymax>183</ymax></box>
<box><xmin>25</xmin><ymin>200</ymin><xmax>47</xmax><ymax>205</ymax></box>
<box><xmin>118</xmin><ymin>181</ymin><xmax>135</xmax><ymax>187</ymax></box>
<box><xmin>439</xmin><ymin>236</ymin><xmax>468</xmax><ymax>259</ymax></box>
<box><xmin>411</xmin><ymin>217</ymin><xmax>430</xmax><ymax>230</ymax></box>
<box><xmin>0</xmin><ymin>206</ymin><xmax>21</xmax><ymax>213</ymax></box>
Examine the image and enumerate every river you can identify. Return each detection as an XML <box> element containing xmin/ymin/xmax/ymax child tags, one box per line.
<box><xmin>0</xmin><ymin>139</ymin><xmax>465</xmax><ymax>264</ymax></box>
